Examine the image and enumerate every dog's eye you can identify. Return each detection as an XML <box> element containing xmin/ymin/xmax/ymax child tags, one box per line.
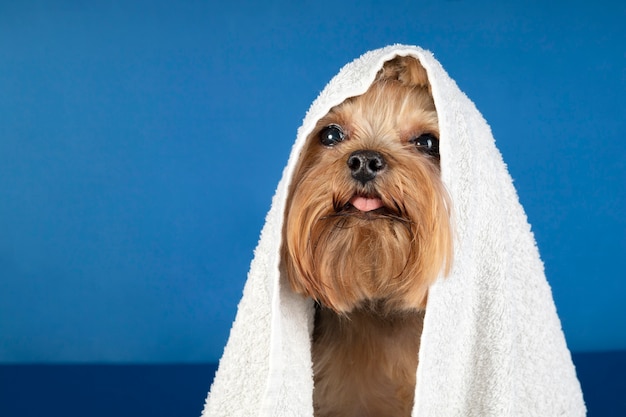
<box><xmin>319</xmin><ymin>125</ymin><xmax>345</xmax><ymax>147</ymax></box>
<box><xmin>411</xmin><ymin>133</ymin><xmax>440</xmax><ymax>157</ymax></box>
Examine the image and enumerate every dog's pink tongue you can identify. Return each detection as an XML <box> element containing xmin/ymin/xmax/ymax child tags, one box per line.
<box><xmin>350</xmin><ymin>196</ymin><xmax>383</xmax><ymax>212</ymax></box>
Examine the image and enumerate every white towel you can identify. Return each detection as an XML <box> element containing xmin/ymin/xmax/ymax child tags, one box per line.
<box><xmin>202</xmin><ymin>45</ymin><xmax>586</xmax><ymax>417</ymax></box>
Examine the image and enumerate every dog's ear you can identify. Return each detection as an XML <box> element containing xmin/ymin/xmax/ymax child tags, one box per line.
<box><xmin>376</xmin><ymin>56</ymin><xmax>430</xmax><ymax>90</ymax></box>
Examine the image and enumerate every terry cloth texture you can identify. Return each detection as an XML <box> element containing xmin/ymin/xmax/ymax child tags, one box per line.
<box><xmin>201</xmin><ymin>44</ymin><xmax>586</xmax><ymax>417</ymax></box>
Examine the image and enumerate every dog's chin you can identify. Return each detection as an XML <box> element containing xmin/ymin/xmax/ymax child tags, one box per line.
<box><xmin>283</xmin><ymin>174</ymin><xmax>451</xmax><ymax>313</ymax></box>
<box><xmin>286</xmin><ymin>191</ymin><xmax>418</xmax><ymax>313</ymax></box>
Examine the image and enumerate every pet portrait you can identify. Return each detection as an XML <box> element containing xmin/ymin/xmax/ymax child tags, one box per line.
<box><xmin>203</xmin><ymin>45</ymin><xmax>585</xmax><ymax>417</ymax></box>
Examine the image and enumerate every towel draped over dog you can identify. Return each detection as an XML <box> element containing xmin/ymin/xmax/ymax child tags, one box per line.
<box><xmin>202</xmin><ymin>45</ymin><xmax>585</xmax><ymax>416</ymax></box>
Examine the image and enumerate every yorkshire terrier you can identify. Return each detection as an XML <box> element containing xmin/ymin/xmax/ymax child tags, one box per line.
<box><xmin>281</xmin><ymin>56</ymin><xmax>453</xmax><ymax>417</ymax></box>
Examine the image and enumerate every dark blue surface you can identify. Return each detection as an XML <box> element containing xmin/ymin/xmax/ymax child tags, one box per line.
<box><xmin>574</xmin><ymin>351</ymin><xmax>626</xmax><ymax>417</ymax></box>
<box><xmin>1</xmin><ymin>352</ymin><xmax>625</xmax><ymax>417</ymax></box>
<box><xmin>0</xmin><ymin>363</ymin><xmax>217</xmax><ymax>417</ymax></box>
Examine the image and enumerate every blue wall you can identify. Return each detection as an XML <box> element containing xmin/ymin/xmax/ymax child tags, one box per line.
<box><xmin>1</xmin><ymin>0</ymin><xmax>624</xmax><ymax>363</ymax></box>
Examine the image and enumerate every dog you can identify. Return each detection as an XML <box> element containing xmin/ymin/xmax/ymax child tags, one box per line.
<box><xmin>281</xmin><ymin>56</ymin><xmax>453</xmax><ymax>417</ymax></box>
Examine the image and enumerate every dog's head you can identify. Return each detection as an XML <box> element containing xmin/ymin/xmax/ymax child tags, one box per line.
<box><xmin>282</xmin><ymin>56</ymin><xmax>452</xmax><ymax>314</ymax></box>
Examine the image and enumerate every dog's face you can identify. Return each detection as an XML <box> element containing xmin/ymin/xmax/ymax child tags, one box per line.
<box><xmin>282</xmin><ymin>57</ymin><xmax>452</xmax><ymax>314</ymax></box>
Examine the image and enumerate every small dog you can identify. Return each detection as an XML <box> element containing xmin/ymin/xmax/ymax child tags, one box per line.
<box><xmin>281</xmin><ymin>56</ymin><xmax>453</xmax><ymax>417</ymax></box>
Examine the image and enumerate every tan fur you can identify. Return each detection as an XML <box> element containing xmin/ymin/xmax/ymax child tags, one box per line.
<box><xmin>281</xmin><ymin>56</ymin><xmax>453</xmax><ymax>417</ymax></box>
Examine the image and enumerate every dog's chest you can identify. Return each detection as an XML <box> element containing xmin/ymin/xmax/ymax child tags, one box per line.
<box><xmin>312</xmin><ymin>307</ymin><xmax>424</xmax><ymax>417</ymax></box>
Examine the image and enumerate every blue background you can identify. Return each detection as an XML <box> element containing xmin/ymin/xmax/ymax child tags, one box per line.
<box><xmin>1</xmin><ymin>0</ymin><xmax>624</xmax><ymax>367</ymax></box>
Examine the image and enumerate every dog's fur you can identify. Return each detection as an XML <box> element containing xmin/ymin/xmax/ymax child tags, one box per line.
<box><xmin>281</xmin><ymin>56</ymin><xmax>453</xmax><ymax>417</ymax></box>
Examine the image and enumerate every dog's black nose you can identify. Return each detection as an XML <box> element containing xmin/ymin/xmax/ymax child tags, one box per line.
<box><xmin>347</xmin><ymin>150</ymin><xmax>386</xmax><ymax>184</ymax></box>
